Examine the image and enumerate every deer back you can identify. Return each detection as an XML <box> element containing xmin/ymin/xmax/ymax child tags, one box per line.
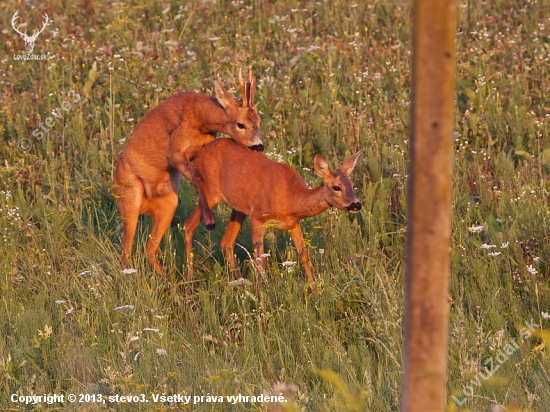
<box><xmin>194</xmin><ymin>139</ymin><xmax>305</xmax><ymax>214</ymax></box>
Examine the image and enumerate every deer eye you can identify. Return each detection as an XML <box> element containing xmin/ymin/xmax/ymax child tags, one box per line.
<box><xmin>332</xmin><ymin>186</ymin><xmax>341</xmax><ymax>191</ymax></box>
<box><xmin>237</xmin><ymin>123</ymin><xmax>246</xmax><ymax>130</ymax></box>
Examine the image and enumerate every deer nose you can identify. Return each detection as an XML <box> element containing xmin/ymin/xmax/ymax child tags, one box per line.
<box><xmin>249</xmin><ymin>144</ymin><xmax>264</xmax><ymax>152</ymax></box>
<box><xmin>346</xmin><ymin>201</ymin><xmax>362</xmax><ymax>212</ymax></box>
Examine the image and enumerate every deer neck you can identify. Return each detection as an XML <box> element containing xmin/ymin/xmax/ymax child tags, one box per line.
<box><xmin>199</xmin><ymin>98</ymin><xmax>231</xmax><ymax>134</ymax></box>
<box><xmin>291</xmin><ymin>185</ymin><xmax>330</xmax><ymax>219</ymax></box>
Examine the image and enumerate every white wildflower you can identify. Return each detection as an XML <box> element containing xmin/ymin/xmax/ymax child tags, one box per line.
<box><xmin>488</xmin><ymin>252</ymin><xmax>501</xmax><ymax>256</ymax></box>
<box><xmin>496</xmin><ymin>329</ymin><xmax>505</xmax><ymax>345</ymax></box>
<box><xmin>282</xmin><ymin>261</ymin><xmax>297</xmax><ymax>267</ymax></box>
<box><xmin>156</xmin><ymin>348</ymin><xmax>167</xmax><ymax>356</ymax></box>
<box><xmin>228</xmin><ymin>277</ymin><xmax>253</xmax><ymax>287</ymax></box>
<box><xmin>481</xmin><ymin>244</ymin><xmax>497</xmax><ymax>249</ymax></box>
<box><xmin>468</xmin><ymin>225</ymin><xmax>484</xmax><ymax>233</ymax></box>
<box><xmin>122</xmin><ymin>268</ymin><xmax>137</xmax><ymax>275</ymax></box>
<box><xmin>527</xmin><ymin>265</ymin><xmax>538</xmax><ymax>275</ymax></box>
<box><xmin>541</xmin><ymin>312</ymin><xmax>550</xmax><ymax>320</ymax></box>
<box><xmin>114</xmin><ymin>305</ymin><xmax>135</xmax><ymax>311</ymax></box>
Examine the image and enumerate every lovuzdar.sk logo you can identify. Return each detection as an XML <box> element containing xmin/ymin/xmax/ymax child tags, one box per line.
<box><xmin>11</xmin><ymin>11</ymin><xmax>49</xmax><ymax>61</ymax></box>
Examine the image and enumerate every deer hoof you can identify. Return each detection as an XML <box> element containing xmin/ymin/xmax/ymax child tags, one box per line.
<box><xmin>206</xmin><ymin>223</ymin><xmax>216</xmax><ymax>231</ymax></box>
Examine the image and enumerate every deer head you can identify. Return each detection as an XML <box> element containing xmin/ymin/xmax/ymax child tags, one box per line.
<box><xmin>12</xmin><ymin>11</ymin><xmax>49</xmax><ymax>55</ymax></box>
<box><xmin>214</xmin><ymin>66</ymin><xmax>263</xmax><ymax>151</ymax></box>
<box><xmin>314</xmin><ymin>151</ymin><xmax>363</xmax><ymax>213</ymax></box>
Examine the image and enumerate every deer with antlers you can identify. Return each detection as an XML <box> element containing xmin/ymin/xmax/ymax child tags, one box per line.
<box><xmin>183</xmin><ymin>138</ymin><xmax>362</xmax><ymax>291</ymax></box>
<box><xmin>113</xmin><ymin>69</ymin><xmax>263</xmax><ymax>279</ymax></box>
<box><xmin>11</xmin><ymin>11</ymin><xmax>49</xmax><ymax>55</ymax></box>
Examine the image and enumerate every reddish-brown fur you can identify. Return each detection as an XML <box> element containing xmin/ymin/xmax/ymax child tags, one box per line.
<box><xmin>113</xmin><ymin>70</ymin><xmax>262</xmax><ymax>279</ymax></box>
<box><xmin>183</xmin><ymin>138</ymin><xmax>362</xmax><ymax>290</ymax></box>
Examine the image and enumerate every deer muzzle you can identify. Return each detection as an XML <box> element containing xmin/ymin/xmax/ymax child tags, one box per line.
<box><xmin>346</xmin><ymin>201</ymin><xmax>362</xmax><ymax>213</ymax></box>
<box><xmin>249</xmin><ymin>144</ymin><xmax>264</xmax><ymax>152</ymax></box>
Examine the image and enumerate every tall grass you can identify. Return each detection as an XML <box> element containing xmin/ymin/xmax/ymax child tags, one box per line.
<box><xmin>1</xmin><ymin>0</ymin><xmax>549</xmax><ymax>410</ymax></box>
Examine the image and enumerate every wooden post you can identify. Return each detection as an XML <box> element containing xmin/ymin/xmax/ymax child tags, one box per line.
<box><xmin>402</xmin><ymin>0</ymin><xmax>457</xmax><ymax>411</ymax></box>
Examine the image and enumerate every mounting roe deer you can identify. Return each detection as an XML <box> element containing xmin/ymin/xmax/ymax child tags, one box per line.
<box><xmin>183</xmin><ymin>138</ymin><xmax>362</xmax><ymax>290</ymax></box>
<box><xmin>113</xmin><ymin>69</ymin><xmax>263</xmax><ymax>279</ymax></box>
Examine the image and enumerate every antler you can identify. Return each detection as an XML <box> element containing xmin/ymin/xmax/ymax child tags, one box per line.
<box><xmin>11</xmin><ymin>11</ymin><xmax>28</xmax><ymax>38</ymax></box>
<box><xmin>238</xmin><ymin>66</ymin><xmax>256</xmax><ymax>107</ymax></box>
<box><xmin>248</xmin><ymin>66</ymin><xmax>256</xmax><ymax>107</ymax></box>
<box><xmin>29</xmin><ymin>13</ymin><xmax>49</xmax><ymax>41</ymax></box>
<box><xmin>238</xmin><ymin>69</ymin><xmax>248</xmax><ymax>107</ymax></box>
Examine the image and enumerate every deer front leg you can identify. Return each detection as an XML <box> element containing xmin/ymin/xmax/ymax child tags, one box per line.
<box><xmin>183</xmin><ymin>204</ymin><xmax>203</xmax><ymax>282</ymax></box>
<box><xmin>220</xmin><ymin>210</ymin><xmax>247</xmax><ymax>278</ymax></box>
<box><xmin>250</xmin><ymin>218</ymin><xmax>266</xmax><ymax>287</ymax></box>
<box><xmin>171</xmin><ymin>152</ymin><xmax>215</xmax><ymax>230</ymax></box>
<box><xmin>288</xmin><ymin>224</ymin><xmax>316</xmax><ymax>292</ymax></box>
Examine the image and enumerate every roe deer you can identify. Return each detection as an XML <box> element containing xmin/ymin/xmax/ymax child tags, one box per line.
<box><xmin>113</xmin><ymin>69</ymin><xmax>263</xmax><ymax>279</ymax></box>
<box><xmin>183</xmin><ymin>138</ymin><xmax>362</xmax><ymax>290</ymax></box>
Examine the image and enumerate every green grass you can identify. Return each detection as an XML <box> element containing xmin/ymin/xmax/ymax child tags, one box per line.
<box><xmin>1</xmin><ymin>0</ymin><xmax>550</xmax><ymax>410</ymax></box>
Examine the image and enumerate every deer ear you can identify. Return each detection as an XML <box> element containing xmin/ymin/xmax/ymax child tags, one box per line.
<box><xmin>339</xmin><ymin>151</ymin><xmax>361</xmax><ymax>176</ymax></box>
<box><xmin>214</xmin><ymin>80</ymin><xmax>234</xmax><ymax>109</ymax></box>
<box><xmin>314</xmin><ymin>154</ymin><xmax>332</xmax><ymax>179</ymax></box>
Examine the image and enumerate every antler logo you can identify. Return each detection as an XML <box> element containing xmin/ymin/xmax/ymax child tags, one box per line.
<box><xmin>11</xmin><ymin>11</ymin><xmax>49</xmax><ymax>55</ymax></box>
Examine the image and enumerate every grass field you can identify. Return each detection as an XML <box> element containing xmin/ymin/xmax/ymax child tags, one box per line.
<box><xmin>1</xmin><ymin>0</ymin><xmax>550</xmax><ymax>410</ymax></box>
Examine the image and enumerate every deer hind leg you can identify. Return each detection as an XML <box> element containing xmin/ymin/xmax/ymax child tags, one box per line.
<box><xmin>288</xmin><ymin>224</ymin><xmax>316</xmax><ymax>292</ymax></box>
<box><xmin>144</xmin><ymin>192</ymin><xmax>178</xmax><ymax>282</ymax></box>
<box><xmin>220</xmin><ymin>210</ymin><xmax>247</xmax><ymax>278</ymax></box>
<box><xmin>114</xmin><ymin>174</ymin><xmax>144</xmax><ymax>268</ymax></box>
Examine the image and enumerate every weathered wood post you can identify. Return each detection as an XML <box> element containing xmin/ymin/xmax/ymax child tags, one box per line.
<box><xmin>402</xmin><ymin>0</ymin><xmax>457</xmax><ymax>410</ymax></box>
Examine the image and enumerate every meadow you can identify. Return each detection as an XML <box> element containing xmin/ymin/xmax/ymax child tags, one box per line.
<box><xmin>1</xmin><ymin>0</ymin><xmax>550</xmax><ymax>410</ymax></box>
